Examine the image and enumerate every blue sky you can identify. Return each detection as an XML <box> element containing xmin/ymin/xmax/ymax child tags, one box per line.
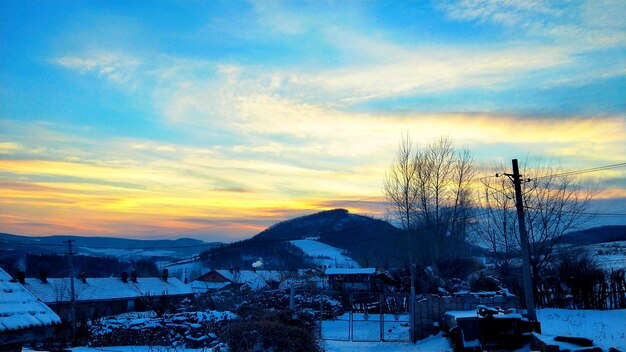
<box><xmin>1</xmin><ymin>0</ymin><xmax>625</xmax><ymax>240</ymax></box>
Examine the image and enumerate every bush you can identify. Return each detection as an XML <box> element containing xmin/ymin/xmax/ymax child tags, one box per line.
<box><xmin>224</xmin><ymin>307</ymin><xmax>321</xmax><ymax>352</ymax></box>
<box><xmin>558</xmin><ymin>249</ymin><xmax>606</xmax><ymax>309</ymax></box>
<box><xmin>469</xmin><ymin>272</ymin><xmax>501</xmax><ymax>292</ymax></box>
<box><xmin>238</xmin><ymin>289</ymin><xmax>344</xmax><ymax>318</ymax></box>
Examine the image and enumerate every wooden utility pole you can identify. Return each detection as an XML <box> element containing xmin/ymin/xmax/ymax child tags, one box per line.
<box><xmin>506</xmin><ymin>159</ymin><xmax>537</xmax><ymax>321</ymax></box>
<box><xmin>64</xmin><ymin>240</ymin><xmax>77</xmax><ymax>340</ymax></box>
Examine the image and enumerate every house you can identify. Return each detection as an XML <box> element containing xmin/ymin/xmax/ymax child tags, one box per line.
<box><xmin>21</xmin><ymin>269</ymin><xmax>193</xmax><ymax>322</ymax></box>
<box><xmin>325</xmin><ymin>268</ymin><xmax>376</xmax><ymax>291</ymax></box>
<box><xmin>191</xmin><ymin>268</ymin><xmax>282</xmax><ymax>293</ymax></box>
<box><xmin>0</xmin><ymin>268</ymin><xmax>61</xmax><ymax>352</ymax></box>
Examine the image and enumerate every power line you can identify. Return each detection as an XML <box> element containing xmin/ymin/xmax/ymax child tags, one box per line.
<box><xmin>531</xmin><ymin>162</ymin><xmax>626</xmax><ymax>180</ymax></box>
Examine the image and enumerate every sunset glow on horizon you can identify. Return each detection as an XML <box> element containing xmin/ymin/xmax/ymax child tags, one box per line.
<box><xmin>1</xmin><ymin>1</ymin><xmax>625</xmax><ymax>241</ymax></box>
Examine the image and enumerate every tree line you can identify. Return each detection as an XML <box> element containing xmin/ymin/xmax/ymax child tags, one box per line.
<box><xmin>383</xmin><ymin>135</ymin><xmax>616</xmax><ymax>307</ymax></box>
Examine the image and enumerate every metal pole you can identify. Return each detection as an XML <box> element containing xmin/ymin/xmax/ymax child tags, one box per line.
<box><xmin>380</xmin><ymin>293</ymin><xmax>384</xmax><ymax>342</ymax></box>
<box><xmin>510</xmin><ymin>159</ymin><xmax>538</xmax><ymax>321</ymax></box>
<box><xmin>65</xmin><ymin>240</ymin><xmax>77</xmax><ymax>341</ymax></box>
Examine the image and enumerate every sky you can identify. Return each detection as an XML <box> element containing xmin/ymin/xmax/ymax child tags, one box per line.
<box><xmin>1</xmin><ymin>0</ymin><xmax>625</xmax><ymax>242</ymax></box>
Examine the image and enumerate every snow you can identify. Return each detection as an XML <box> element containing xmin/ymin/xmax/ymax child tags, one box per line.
<box><xmin>0</xmin><ymin>268</ymin><xmax>61</xmax><ymax>332</ymax></box>
<box><xmin>213</xmin><ymin>269</ymin><xmax>281</xmax><ymax>291</ymax></box>
<box><xmin>324</xmin><ymin>332</ymin><xmax>451</xmax><ymax>352</ymax></box>
<box><xmin>189</xmin><ymin>281</ymin><xmax>230</xmax><ymax>292</ymax></box>
<box><xmin>41</xmin><ymin>307</ymin><xmax>624</xmax><ymax>352</ymax></box>
<box><xmin>290</xmin><ymin>239</ymin><xmax>360</xmax><ymax>268</ymax></box>
<box><xmin>324</xmin><ymin>308</ymin><xmax>626</xmax><ymax>351</ymax></box>
<box><xmin>79</xmin><ymin>247</ymin><xmax>178</xmax><ymax>258</ymax></box>
<box><xmin>160</xmin><ymin>260</ymin><xmax>211</xmax><ymax>282</ymax></box>
<box><xmin>322</xmin><ymin>313</ymin><xmax>411</xmax><ymax>342</ymax></box>
<box><xmin>23</xmin><ymin>276</ymin><xmax>192</xmax><ymax>303</ymax></box>
<box><xmin>325</xmin><ymin>268</ymin><xmax>376</xmax><ymax>275</ymax></box>
<box><xmin>537</xmin><ymin>308</ymin><xmax>626</xmax><ymax>351</ymax></box>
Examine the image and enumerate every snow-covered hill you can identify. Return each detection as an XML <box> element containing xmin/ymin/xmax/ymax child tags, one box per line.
<box><xmin>290</xmin><ymin>239</ymin><xmax>360</xmax><ymax>268</ymax></box>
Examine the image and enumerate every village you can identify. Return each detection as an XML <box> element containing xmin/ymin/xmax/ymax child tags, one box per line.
<box><xmin>2</xmin><ymin>0</ymin><xmax>626</xmax><ymax>351</ymax></box>
<box><xmin>2</xmin><ymin>242</ymin><xmax>625</xmax><ymax>352</ymax></box>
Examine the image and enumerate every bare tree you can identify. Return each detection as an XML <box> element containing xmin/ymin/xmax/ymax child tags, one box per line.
<box><xmin>383</xmin><ymin>134</ymin><xmax>419</xmax><ymax>231</ymax></box>
<box><xmin>477</xmin><ymin>162</ymin><xmax>596</xmax><ymax>283</ymax></box>
<box><xmin>474</xmin><ymin>169</ymin><xmax>518</xmax><ymax>278</ymax></box>
<box><xmin>384</xmin><ymin>136</ymin><xmax>476</xmax><ymax>276</ymax></box>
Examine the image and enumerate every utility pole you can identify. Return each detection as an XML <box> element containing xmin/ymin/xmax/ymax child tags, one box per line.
<box><xmin>407</xmin><ymin>230</ymin><xmax>416</xmax><ymax>343</ymax></box>
<box><xmin>64</xmin><ymin>240</ymin><xmax>77</xmax><ymax>341</ymax></box>
<box><xmin>504</xmin><ymin>159</ymin><xmax>537</xmax><ymax>322</ymax></box>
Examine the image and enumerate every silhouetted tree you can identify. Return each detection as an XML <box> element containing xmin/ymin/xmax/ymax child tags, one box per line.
<box><xmin>384</xmin><ymin>136</ymin><xmax>476</xmax><ymax>276</ymax></box>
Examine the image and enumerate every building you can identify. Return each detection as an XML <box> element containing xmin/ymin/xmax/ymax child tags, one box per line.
<box><xmin>0</xmin><ymin>268</ymin><xmax>61</xmax><ymax>352</ymax></box>
<box><xmin>20</xmin><ymin>269</ymin><xmax>193</xmax><ymax>322</ymax></box>
<box><xmin>325</xmin><ymin>268</ymin><xmax>376</xmax><ymax>291</ymax></box>
<box><xmin>191</xmin><ymin>269</ymin><xmax>282</xmax><ymax>293</ymax></box>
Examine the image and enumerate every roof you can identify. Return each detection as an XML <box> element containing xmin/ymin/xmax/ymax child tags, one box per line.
<box><xmin>23</xmin><ymin>277</ymin><xmax>193</xmax><ymax>304</ymax></box>
<box><xmin>189</xmin><ymin>280</ymin><xmax>231</xmax><ymax>292</ymax></box>
<box><xmin>0</xmin><ymin>268</ymin><xmax>61</xmax><ymax>332</ymax></box>
<box><xmin>203</xmin><ymin>270</ymin><xmax>282</xmax><ymax>290</ymax></box>
<box><xmin>325</xmin><ymin>268</ymin><xmax>376</xmax><ymax>275</ymax></box>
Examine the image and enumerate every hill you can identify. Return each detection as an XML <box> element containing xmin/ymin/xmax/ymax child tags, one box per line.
<box><xmin>200</xmin><ymin>209</ymin><xmax>406</xmax><ymax>269</ymax></box>
<box><xmin>0</xmin><ymin>233</ymin><xmax>219</xmax><ymax>260</ymax></box>
<box><xmin>561</xmin><ymin>225</ymin><xmax>626</xmax><ymax>246</ymax></box>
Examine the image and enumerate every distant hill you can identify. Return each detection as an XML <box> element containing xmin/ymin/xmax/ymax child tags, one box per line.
<box><xmin>561</xmin><ymin>225</ymin><xmax>626</xmax><ymax>246</ymax></box>
<box><xmin>200</xmin><ymin>209</ymin><xmax>406</xmax><ymax>269</ymax></box>
<box><xmin>0</xmin><ymin>233</ymin><xmax>220</xmax><ymax>260</ymax></box>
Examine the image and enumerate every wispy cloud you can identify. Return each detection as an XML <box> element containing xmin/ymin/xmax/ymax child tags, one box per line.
<box><xmin>54</xmin><ymin>52</ymin><xmax>141</xmax><ymax>83</ymax></box>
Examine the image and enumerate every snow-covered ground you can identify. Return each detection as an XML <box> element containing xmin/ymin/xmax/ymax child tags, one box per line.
<box><xmin>290</xmin><ymin>239</ymin><xmax>360</xmax><ymax>268</ymax></box>
<box><xmin>323</xmin><ymin>308</ymin><xmax>626</xmax><ymax>352</ymax></box>
<box><xmin>322</xmin><ymin>313</ymin><xmax>410</xmax><ymax>341</ymax></box>
<box><xmin>60</xmin><ymin>308</ymin><xmax>625</xmax><ymax>352</ymax></box>
<box><xmin>585</xmin><ymin>241</ymin><xmax>626</xmax><ymax>270</ymax></box>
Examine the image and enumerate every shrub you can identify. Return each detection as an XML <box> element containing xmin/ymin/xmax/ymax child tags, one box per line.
<box><xmin>469</xmin><ymin>272</ymin><xmax>501</xmax><ymax>292</ymax></box>
<box><xmin>224</xmin><ymin>307</ymin><xmax>321</xmax><ymax>352</ymax></box>
<box><xmin>558</xmin><ymin>249</ymin><xmax>606</xmax><ymax>309</ymax></box>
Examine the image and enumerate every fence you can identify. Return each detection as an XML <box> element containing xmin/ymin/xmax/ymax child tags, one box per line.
<box><xmin>305</xmin><ymin>289</ymin><xmax>518</xmax><ymax>342</ymax></box>
<box><xmin>535</xmin><ymin>269</ymin><xmax>626</xmax><ymax>310</ymax></box>
<box><xmin>308</xmin><ymin>290</ymin><xmax>411</xmax><ymax>342</ymax></box>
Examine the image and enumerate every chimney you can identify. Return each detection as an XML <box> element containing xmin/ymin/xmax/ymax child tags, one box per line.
<box><xmin>39</xmin><ymin>271</ymin><xmax>48</xmax><ymax>283</ymax></box>
<box><xmin>229</xmin><ymin>267</ymin><xmax>234</xmax><ymax>274</ymax></box>
<box><xmin>252</xmin><ymin>267</ymin><xmax>256</xmax><ymax>273</ymax></box>
<box><xmin>131</xmin><ymin>270</ymin><xmax>138</xmax><ymax>283</ymax></box>
<box><xmin>14</xmin><ymin>271</ymin><xmax>26</xmax><ymax>284</ymax></box>
<box><xmin>121</xmin><ymin>272</ymin><xmax>128</xmax><ymax>283</ymax></box>
<box><xmin>161</xmin><ymin>268</ymin><xmax>168</xmax><ymax>282</ymax></box>
<box><xmin>235</xmin><ymin>266</ymin><xmax>240</xmax><ymax>273</ymax></box>
<box><xmin>79</xmin><ymin>272</ymin><xmax>87</xmax><ymax>284</ymax></box>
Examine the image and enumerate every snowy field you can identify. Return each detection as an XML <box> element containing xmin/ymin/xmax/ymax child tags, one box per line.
<box><xmin>290</xmin><ymin>239</ymin><xmax>360</xmax><ymax>268</ymax></box>
<box><xmin>586</xmin><ymin>241</ymin><xmax>626</xmax><ymax>270</ymax></box>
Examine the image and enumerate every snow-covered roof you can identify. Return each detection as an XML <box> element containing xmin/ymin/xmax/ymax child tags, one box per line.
<box><xmin>325</xmin><ymin>268</ymin><xmax>376</xmax><ymax>275</ymax></box>
<box><xmin>189</xmin><ymin>280</ymin><xmax>231</xmax><ymax>292</ymax></box>
<box><xmin>23</xmin><ymin>276</ymin><xmax>192</xmax><ymax>304</ymax></box>
<box><xmin>0</xmin><ymin>268</ymin><xmax>61</xmax><ymax>332</ymax></box>
<box><xmin>213</xmin><ymin>270</ymin><xmax>282</xmax><ymax>290</ymax></box>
